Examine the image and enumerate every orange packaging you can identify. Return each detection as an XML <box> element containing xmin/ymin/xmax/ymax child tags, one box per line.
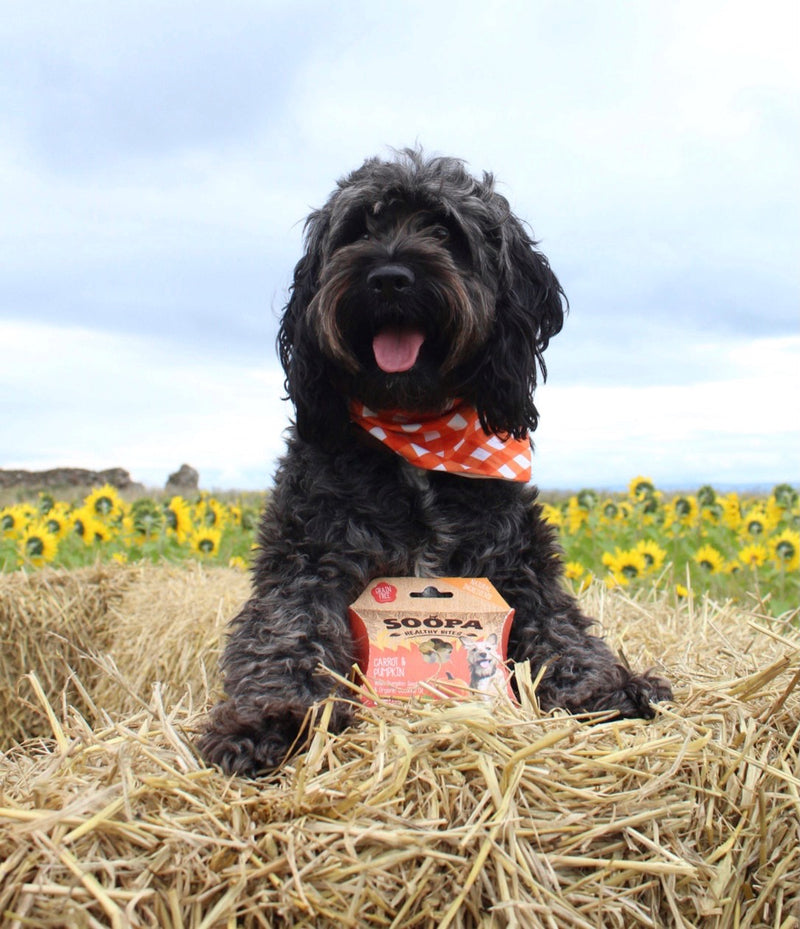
<box><xmin>348</xmin><ymin>577</ymin><xmax>515</xmax><ymax>703</ymax></box>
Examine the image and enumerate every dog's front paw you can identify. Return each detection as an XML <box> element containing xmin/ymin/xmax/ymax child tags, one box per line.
<box><xmin>608</xmin><ymin>668</ymin><xmax>673</xmax><ymax>720</ymax></box>
<box><xmin>196</xmin><ymin>699</ymin><xmax>296</xmax><ymax>776</ymax></box>
<box><xmin>197</xmin><ymin>697</ymin><xmax>354</xmax><ymax>777</ymax></box>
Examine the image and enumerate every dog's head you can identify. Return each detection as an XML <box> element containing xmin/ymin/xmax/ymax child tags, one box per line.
<box><xmin>459</xmin><ymin>634</ymin><xmax>501</xmax><ymax>680</ymax></box>
<box><xmin>278</xmin><ymin>148</ymin><xmax>566</xmax><ymax>448</ymax></box>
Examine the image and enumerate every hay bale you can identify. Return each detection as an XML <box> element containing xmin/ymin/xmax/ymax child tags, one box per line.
<box><xmin>0</xmin><ymin>566</ymin><xmax>130</xmax><ymax>745</ymax></box>
<box><xmin>0</xmin><ymin>564</ymin><xmax>249</xmax><ymax>745</ymax></box>
<box><xmin>92</xmin><ymin>563</ymin><xmax>249</xmax><ymax>716</ymax></box>
<box><xmin>0</xmin><ymin>571</ymin><xmax>798</xmax><ymax>927</ymax></box>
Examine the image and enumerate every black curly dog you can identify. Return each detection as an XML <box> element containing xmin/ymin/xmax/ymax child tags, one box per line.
<box><xmin>198</xmin><ymin>150</ymin><xmax>671</xmax><ymax>775</ymax></box>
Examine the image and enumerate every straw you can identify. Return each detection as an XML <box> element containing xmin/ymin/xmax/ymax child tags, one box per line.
<box><xmin>0</xmin><ymin>566</ymin><xmax>798</xmax><ymax>928</ymax></box>
<box><xmin>0</xmin><ymin>566</ymin><xmax>129</xmax><ymax>743</ymax></box>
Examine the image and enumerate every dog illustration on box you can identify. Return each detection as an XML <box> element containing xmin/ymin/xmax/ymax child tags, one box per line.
<box><xmin>460</xmin><ymin>634</ymin><xmax>508</xmax><ymax>700</ymax></box>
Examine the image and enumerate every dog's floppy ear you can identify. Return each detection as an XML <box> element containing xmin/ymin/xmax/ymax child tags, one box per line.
<box><xmin>277</xmin><ymin>211</ymin><xmax>349</xmax><ymax>448</ymax></box>
<box><xmin>468</xmin><ymin>215</ymin><xmax>567</xmax><ymax>440</ymax></box>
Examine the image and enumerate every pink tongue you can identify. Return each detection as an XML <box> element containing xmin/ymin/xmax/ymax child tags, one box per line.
<box><xmin>372</xmin><ymin>327</ymin><xmax>425</xmax><ymax>373</ymax></box>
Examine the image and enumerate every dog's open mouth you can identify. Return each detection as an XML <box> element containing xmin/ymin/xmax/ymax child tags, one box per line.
<box><xmin>372</xmin><ymin>326</ymin><xmax>426</xmax><ymax>373</ymax></box>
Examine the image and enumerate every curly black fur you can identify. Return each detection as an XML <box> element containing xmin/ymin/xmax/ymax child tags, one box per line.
<box><xmin>198</xmin><ymin>149</ymin><xmax>671</xmax><ymax>776</ymax></box>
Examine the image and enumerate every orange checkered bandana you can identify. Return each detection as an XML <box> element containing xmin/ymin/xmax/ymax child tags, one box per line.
<box><xmin>350</xmin><ymin>401</ymin><xmax>532</xmax><ymax>482</ymax></box>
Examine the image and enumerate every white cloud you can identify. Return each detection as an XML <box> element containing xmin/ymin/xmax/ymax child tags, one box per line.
<box><xmin>534</xmin><ymin>336</ymin><xmax>800</xmax><ymax>488</ymax></box>
<box><xmin>2</xmin><ymin>321</ymin><xmax>290</xmax><ymax>489</ymax></box>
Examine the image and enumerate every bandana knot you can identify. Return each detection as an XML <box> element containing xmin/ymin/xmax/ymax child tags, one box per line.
<box><xmin>350</xmin><ymin>400</ymin><xmax>532</xmax><ymax>482</ymax></box>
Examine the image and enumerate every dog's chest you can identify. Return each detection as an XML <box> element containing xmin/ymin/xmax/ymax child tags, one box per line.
<box><xmin>401</xmin><ymin>464</ymin><xmax>465</xmax><ymax>577</ymax></box>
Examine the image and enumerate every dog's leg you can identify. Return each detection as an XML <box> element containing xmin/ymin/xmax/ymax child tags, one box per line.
<box><xmin>509</xmin><ymin>602</ymin><xmax>673</xmax><ymax>718</ymax></box>
<box><xmin>502</xmin><ymin>570</ymin><xmax>672</xmax><ymax>718</ymax></box>
<box><xmin>197</xmin><ymin>444</ymin><xmax>411</xmax><ymax>776</ymax></box>
<box><xmin>488</xmin><ymin>501</ymin><xmax>672</xmax><ymax>719</ymax></box>
<box><xmin>196</xmin><ymin>582</ymin><xmax>361</xmax><ymax>776</ymax></box>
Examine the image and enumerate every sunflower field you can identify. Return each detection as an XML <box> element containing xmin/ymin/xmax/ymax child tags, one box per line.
<box><xmin>0</xmin><ymin>486</ymin><xmax>262</xmax><ymax>574</ymax></box>
<box><xmin>1</xmin><ymin>478</ymin><xmax>798</xmax><ymax>619</ymax></box>
<box><xmin>541</xmin><ymin>477</ymin><xmax>799</xmax><ymax>619</ymax></box>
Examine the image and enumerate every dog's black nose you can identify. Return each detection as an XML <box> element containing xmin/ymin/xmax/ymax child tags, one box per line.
<box><xmin>367</xmin><ymin>264</ymin><xmax>415</xmax><ymax>296</ymax></box>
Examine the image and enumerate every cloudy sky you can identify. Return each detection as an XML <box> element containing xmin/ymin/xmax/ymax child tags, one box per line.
<box><xmin>1</xmin><ymin>0</ymin><xmax>797</xmax><ymax>491</ymax></box>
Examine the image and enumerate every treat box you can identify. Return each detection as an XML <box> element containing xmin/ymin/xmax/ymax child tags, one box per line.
<box><xmin>348</xmin><ymin>577</ymin><xmax>515</xmax><ymax>703</ymax></box>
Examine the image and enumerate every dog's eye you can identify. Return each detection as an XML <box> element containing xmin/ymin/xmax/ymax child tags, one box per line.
<box><xmin>431</xmin><ymin>225</ymin><xmax>450</xmax><ymax>242</ymax></box>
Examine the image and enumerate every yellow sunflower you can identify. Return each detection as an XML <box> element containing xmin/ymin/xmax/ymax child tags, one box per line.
<box><xmin>540</xmin><ymin>503</ymin><xmax>563</xmax><ymax>527</ymax></box>
<box><xmin>616</xmin><ymin>549</ymin><xmax>648</xmax><ymax>583</ymax></box>
<box><xmin>634</xmin><ymin>539</ymin><xmax>667</xmax><ymax>574</ymax></box>
<box><xmin>770</xmin><ymin>529</ymin><xmax>799</xmax><ymax>572</ymax></box>
<box><xmin>765</xmin><ymin>496</ymin><xmax>784</xmax><ymax>527</ymax></box>
<box><xmin>18</xmin><ymin>522</ymin><xmax>58</xmax><ymax>566</ymax></box>
<box><xmin>564</xmin><ymin>561</ymin><xmax>585</xmax><ymax>580</ymax></box>
<box><xmin>195</xmin><ymin>497</ymin><xmax>228</xmax><ymax>529</ymax></box>
<box><xmin>85</xmin><ymin>484</ymin><xmax>124</xmax><ymax>521</ymax></box>
<box><xmin>738</xmin><ymin>543</ymin><xmax>768</xmax><ymax>569</ymax></box>
<box><xmin>720</xmin><ymin>493</ymin><xmax>742</xmax><ymax>531</ymax></box>
<box><xmin>190</xmin><ymin>526</ymin><xmax>222</xmax><ymax>557</ymax></box>
<box><xmin>566</xmin><ymin>497</ymin><xmax>589</xmax><ymax>534</ymax></box>
<box><xmin>628</xmin><ymin>476</ymin><xmax>656</xmax><ymax>501</ymax></box>
<box><xmin>739</xmin><ymin>506</ymin><xmax>778</xmax><ymax>539</ymax></box>
<box><xmin>618</xmin><ymin>501</ymin><xmax>633</xmax><ymax>520</ymax></box>
<box><xmin>603</xmin><ymin>548</ymin><xmax>647</xmax><ymax>586</ymax></box>
<box><xmin>694</xmin><ymin>545</ymin><xmax>725</xmax><ymax>574</ymax></box>
<box><xmin>43</xmin><ymin>507</ymin><xmax>72</xmax><ymax>541</ymax></box>
<box><xmin>72</xmin><ymin>507</ymin><xmax>106</xmax><ymax>546</ymax></box>
<box><xmin>665</xmin><ymin>495</ymin><xmax>699</xmax><ymax>529</ymax></box>
<box><xmin>91</xmin><ymin>521</ymin><xmax>113</xmax><ymax>544</ymax></box>
<box><xmin>599</xmin><ymin>499</ymin><xmax>620</xmax><ymax>523</ymax></box>
<box><xmin>164</xmin><ymin>496</ymin><xmax>194</xmax><ymax>541</ymax></box>
<box><xmin>699</xmin><ymin>500</ymin><xmax>724</xmax><ymax>526</ymax></box>
<box><xmin>638</xmin><ymin>492</ymin><xmax>662</xmax><ymax>520</ymax></box>
<box><xmin>1</xmin><ymin>505</ymin><xmax>29</xmax><ymax>538</ymax></box>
